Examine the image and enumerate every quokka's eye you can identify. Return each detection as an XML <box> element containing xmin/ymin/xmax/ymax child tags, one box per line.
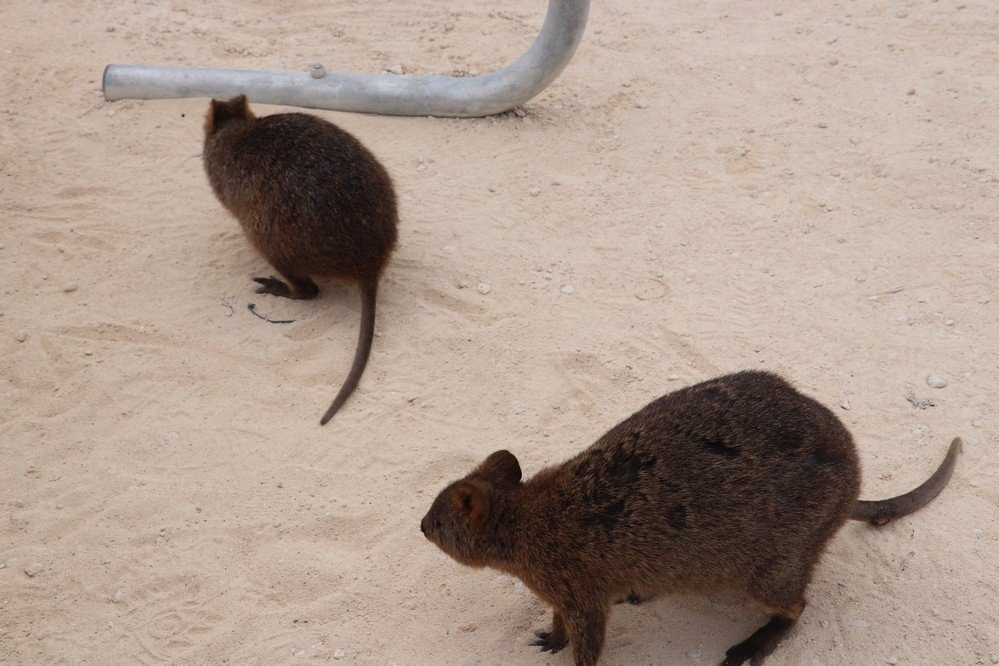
<box><xmin>433</xmin><ymin>518</ymin><xmax>441</xmax><ymax>530</ymax></box>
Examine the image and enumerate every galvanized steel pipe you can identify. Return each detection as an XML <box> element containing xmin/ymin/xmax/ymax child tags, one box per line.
<box><xmin>102</xmin><ymin>0</ymin><xmax>589</xmax><ymax>117</ymax></box>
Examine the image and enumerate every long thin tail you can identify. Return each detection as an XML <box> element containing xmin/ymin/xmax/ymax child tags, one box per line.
<box><xmin>320</xmin><ymin>276</ymin><xmax>378</xmax><ymax>425</ymax></box>
<box><xmin>850</xmin><ymin>437</ymin><xmax>962</xmax><ymax>525</ymax></box>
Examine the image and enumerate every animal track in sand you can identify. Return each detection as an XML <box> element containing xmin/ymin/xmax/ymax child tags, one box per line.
<box><xmin>124</xmin><ymin>577</ymin><xmax>221</xmax><ymax>663</ymax></box>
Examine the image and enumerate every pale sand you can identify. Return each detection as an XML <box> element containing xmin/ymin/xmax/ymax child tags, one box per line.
<box><xmin>1</xmin><ymin>0</ymin><xmax>996</xmax><ymax>663</ymax></box>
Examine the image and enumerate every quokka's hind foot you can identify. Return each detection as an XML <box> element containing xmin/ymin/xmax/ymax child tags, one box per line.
<box><xmin>530</xmin><ymin>611</ymin><xmax>568</xmax><ymax>654</ymax></box>
<box><xmin>530</xmin><ymin>630</ymin><xmax>567</xmax><ymax>654</ymax></box>
<box><xmin>252</xmin><ymin>273</ymin><xmax>318</xmax><ymax>299</ymax></box>
<box><xmin>721</xmin><ymin>600</ymin><xmax>804</xmax><ymax>666</ymax></box>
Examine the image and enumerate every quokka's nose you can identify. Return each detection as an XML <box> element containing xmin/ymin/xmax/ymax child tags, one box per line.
<box><xmin>420</xmin><ymin>516</ymin><xmax>428</xmax><ymax>534</ymax></box>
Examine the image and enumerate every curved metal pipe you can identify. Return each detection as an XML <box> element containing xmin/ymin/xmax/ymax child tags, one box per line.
<box><xmin>103</xmin><ymin>0</ymin><xmax>589</xmax><ymax>117</ymax></box>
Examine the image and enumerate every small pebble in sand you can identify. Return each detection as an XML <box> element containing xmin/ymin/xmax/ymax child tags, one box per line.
<box><xmin>476</xmin><ymin>283</ymin><xmax>492</xmax><ymax>295</ymax></box>
<box><xmin>333</xmin><ymin>649</ymin><xmax>346</xmax><ymax>659</ymax></box>
<box><xmin>635</xmin><ymin>279</ymin><xmax>667</xmax><ymax>301</ymax></box>
<box><xmin>817</xmin><ymin>121</ymin><xmax>828</xmax><ymax>129</ymax></box>
<box><xmin>978</xmin><ymin>295</ymin><xmax>991</xmax><ymax>304</ymax></box>
<box><xmin>931</xmin><ymin>607</ymin><xmax>941</xmax><ymax>617</ymax></box>
<box><xmin>511</xmin><ymin>402</ymin><xmax>524</xmax><ymax>415</ymax></box>
<box><xmin>853</xmin><ymin>618</ymin><xmax>871</xmax><ymax>629</ymax></box>
<box><xmin>896</xmin><ymin>314</ymin><xmax>914</xmax><ymax>325</ymax></box>
<box><xmin>15</xmin><ymin>331</ymin><xmax>27</xmax><ymax>343</ymax></box>
<box><xmin>113</xmin><ymin>588</ymin><xmax>124</xmax><ymax>603</ymax></box>
<box><xmin>886</xmin><ymin>657</ymin><xmax>898</xmax><ymax>665</ymax></box>
<box><xmin>667</xmin><ymin>373</ymin><xmax>680</xmax><ymax>381</ymax></box>
<box><xmin>529</xmin><ymin>187</ymin><xmax>540</xmax><ymax>197</ymax></box>
<box><xmin>840</xmin><ymin>399</ymin><xmax>850</xmax><ymax>410</ymax></box>
<box><xmin>13</xmin><ymin>499</ymin><xmax>25</xmax><ymax>508</ymax></box>
<box><xmin>926</xmin><ymin>375</ymin><xmax>947</xmax><ymax>389</ymax></box>
<box><xmin>24</xmin><ymin>563</ymin><xmax>45</xmax><ymax>577</ymax></box>
<box><xmin>457</xmin><ymin>280</ymin><xmax>470</xmax><ymax>289</ymax></box>
<box><xmin>907</xmin><ymin>88</ymin><xmax>916</xmax><ymax>96</ymax></box>
<box><xmin>687</xmin><ymin>647</ymin><xmax>702</xmax><ymax>658</ymax></box>
<box><xmin>635</xmin><ymin>99</ymin><xmax>649</xmax><ymax>109</ymax></box>
<box><xmin>63</xmin><ymin>282</ymin><xmax>78</xmax><ymax>293</ymax></box>
<box><xmin>385</xmin><ymin>64</ymin><xmax>404</xmax><ymax>75</ymax></box>
<box><xmin>561</xmin><ymin>284</ymin><xmax>575</xmax><ymax>294</ymax></box>
<box><xmin>944</xmin><ymin>319</ymin><xmax>955</xmax><ymax>326</ymax></box>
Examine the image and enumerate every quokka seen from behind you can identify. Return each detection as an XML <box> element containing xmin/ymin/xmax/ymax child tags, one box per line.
<box><xmin>203</xmin><ymin>96</ymin><xmax>398</xmax><ymax>424</ymax></box>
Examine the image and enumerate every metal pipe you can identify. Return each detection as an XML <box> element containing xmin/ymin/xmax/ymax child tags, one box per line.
<box><xmin>103</xmin><ymin>0</ymin><xmax>589</xmax><ymax>117</ymax></box>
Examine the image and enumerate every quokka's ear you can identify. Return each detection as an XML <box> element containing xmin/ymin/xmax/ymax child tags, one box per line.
<box><xmin>205</xmin><ymin>99</ymin><xmax>222</xmax><ymax>134</ymax></box>
<box><xmin>231</xmin><ymin>94</ymin><xmax>251</xmax><ymax>118</ymax></box>
<box><xmin>476</xmin><ymin>450</ymin><xmax>522</xmax><ymax>486</ymax></box>
<box><xmin>453</xmin><ymin>479</ymin><xmax>491</xmax><ymax>529</ymax></box>
<box><xmin>207</xmin><ymin>96</ymin><xmax>252</xmax><ymax>129</ymax></box>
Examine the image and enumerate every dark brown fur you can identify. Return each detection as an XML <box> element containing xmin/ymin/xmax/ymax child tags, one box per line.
<box><xmin>421</xmin><ymin>370</ymin><xmax>960</xmax><ymax>665</ymax></box>
<box><xmin>203</xmin><ymin>96</ymin><xmax>398</xmax><ymax>424</ymax></box>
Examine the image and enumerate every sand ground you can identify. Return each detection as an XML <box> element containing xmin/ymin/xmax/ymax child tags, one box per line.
<box><xmin>1</xmin><ymin>0</ymin><xmax>996</xmax><ymax>663</ymax></box>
